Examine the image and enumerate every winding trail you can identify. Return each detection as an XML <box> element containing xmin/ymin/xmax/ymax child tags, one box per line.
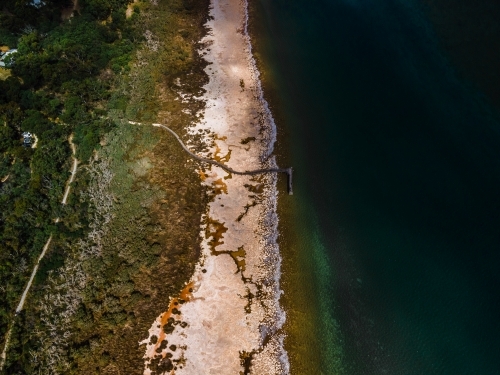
<box><xmin>149</xmin><ymin>122</ymin><xmax>293</xmax><ymax>194</ymax></box>
<box><xmin>14</xmin><ymin>236</ymin><xmax>53</xmax><ymax>314</ymax></box>
<box><xmin>0</xmin><ymin>135</ymin><xmax>77</xmax><ymax>372</ymax></box>
<box><xmin>61</xmin><ymin>135</ymin><xmax>78</xmax><ymax>205</ymax></box>
<box><xmin>0</xmin><ymin>329</ymin><xmax>11</xmax><ymax>373</ymax></box>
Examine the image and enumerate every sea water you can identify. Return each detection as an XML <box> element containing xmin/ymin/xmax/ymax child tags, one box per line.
<box><xmin>253</xmin><ymin>0</ymin><xmax>500</xmax><ymax>373</ymax></box>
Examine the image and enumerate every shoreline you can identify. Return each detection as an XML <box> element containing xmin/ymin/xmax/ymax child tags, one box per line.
<box><xmin>139</xmin><ymin>0</ymin><xmax>288</xmax><ymax>373</ymax></box>
<box><xmin>246</xmin><ymin>1</ymin><xmax>350</xmax><ymax>372</ymax></box>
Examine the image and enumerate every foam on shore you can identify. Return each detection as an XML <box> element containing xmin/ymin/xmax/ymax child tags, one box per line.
<box><xmin>139</xmin><ymin>0</ymin><xmax>288</xmax><ymax>373</ymax></box>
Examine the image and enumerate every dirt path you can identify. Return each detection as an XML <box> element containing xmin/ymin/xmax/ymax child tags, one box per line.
<box><xmin>0</xmin><ymin>135</ymin><xmax>77</xmax><ymax>371</ymax></box>
<box><xmin>31</xmin><ymin>134</ymin><xmax>38</xmax><ymax>149</ymax></box>
<box><xmin>0</xmin><ymin>234</ymin><xmax>53</xmax><ymax>371</ymax></box>
<box><xmin>14</xmin><ymin>236</ymin><xmax>53</xmax><ymax>314</ymax></box>
<box><xmin>61</xmin><ymin>134</ymin><xmax>78</xmax><ymax>205</ymax></box>
<box><xmin>0</xmin><ymin>327</ymin><xmax>12</xmax><ymax>372</ymax></box>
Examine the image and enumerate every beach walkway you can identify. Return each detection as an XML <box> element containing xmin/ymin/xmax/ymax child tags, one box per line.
<box><xmin>150</xmin><ymin>122</ymin><xmax>294</xmax><ymax>195</ymax></box>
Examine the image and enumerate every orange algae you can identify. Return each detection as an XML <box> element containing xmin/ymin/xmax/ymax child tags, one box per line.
<box><xmin>205</xmin><ymin>217</ymin><xmax>228</xmax><ymax>252</ymax></box>
<box><xmin>213</xmin><ymin>144</ymin><xmax>232</xmax><ymax>163</ymax></box>
<box><xmin>213</xmin><ymin>178</ymin><xmax>228</xmax><ymax>194</ymax></box>
<box><xmin>198</xmin><ymin>170</ymin><xmax>207</xmax><ymax>181</ymax></box>
<box><xmin>151</xmin><ymin>282</ymin><xmax>194</xmax><ymax>356</ymax></box>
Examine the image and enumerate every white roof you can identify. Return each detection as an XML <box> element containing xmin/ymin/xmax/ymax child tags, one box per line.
<box><xmin>0</xmin><ymin>49</ymin><xmax>18</xmax><ymax>67</ymax></box>
<box><xmin>0</xmin><ymin>49</ymin><xmax>17</xmax><ymax>58</ymax></box>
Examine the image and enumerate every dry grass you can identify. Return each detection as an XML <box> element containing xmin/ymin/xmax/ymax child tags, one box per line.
<box><xmin>0</xmin><ymin>67</ymin><xmax>11</xmax><ymax>80</ymax></box>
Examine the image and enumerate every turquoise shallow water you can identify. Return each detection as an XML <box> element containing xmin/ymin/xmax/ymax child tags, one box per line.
<box><xmin>254</xmin><ymin>0</ymin><xmax>500</xmax><ymax>373</ymax></box>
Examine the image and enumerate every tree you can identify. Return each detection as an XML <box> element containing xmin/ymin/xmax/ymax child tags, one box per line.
<box><xmin>0</xmin><ymin>126</ymin><xmax>17</xmax><ymax>152</ymax></box>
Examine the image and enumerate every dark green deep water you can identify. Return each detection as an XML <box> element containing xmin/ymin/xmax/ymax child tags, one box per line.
<box><xmin>253</xmin><ymin>0</ymin><xmax>500</xmax><ymax>373</ymax></box>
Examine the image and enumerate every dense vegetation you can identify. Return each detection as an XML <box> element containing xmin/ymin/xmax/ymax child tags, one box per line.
<box><xmin>1</xmin><ymin>0</ymin><xmax>210</xmax><ymax>373</ymax></box>
<box><xmin>1</xmin><ymin>0</ymin><xmax>135</xmax><ymax>346</ymax></box>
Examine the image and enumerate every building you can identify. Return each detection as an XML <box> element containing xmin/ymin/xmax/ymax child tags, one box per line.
<box><xmin>22</xmin><ymin>132</ymin><xmax>32</xmax><ymax>147</ymax></box>
<box><xmin>0</xmin><ymin>49</ymin><xmax>18</xmax><ymax>68</ymax></box>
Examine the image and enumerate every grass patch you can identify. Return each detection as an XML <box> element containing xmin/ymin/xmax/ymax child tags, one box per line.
<box><xmin>0</xmin><ymin>67</ymin><xmax>11</xmax><ymax>80</ymax></box>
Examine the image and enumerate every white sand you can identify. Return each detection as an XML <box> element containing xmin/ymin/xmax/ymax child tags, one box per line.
<box><xmin>140</xmin><ymin>0</ymin><xmax>288</xmax><ymax>373</ymax></box>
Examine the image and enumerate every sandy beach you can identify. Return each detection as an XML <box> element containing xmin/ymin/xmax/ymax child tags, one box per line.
<box><xmin>139</xmin><ymin>0</ymin><xmax>288</xmax><ymax>373</ymax></box>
